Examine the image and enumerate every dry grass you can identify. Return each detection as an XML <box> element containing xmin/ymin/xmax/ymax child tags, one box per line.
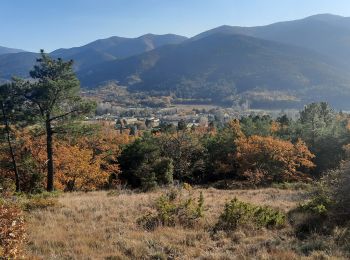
<box><xmin>24</xmin><ymin>188</ymin><xmax>346</xmax><ymax>259</ymax></box>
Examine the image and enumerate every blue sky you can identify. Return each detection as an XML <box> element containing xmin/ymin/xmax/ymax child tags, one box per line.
<box><xmin>2</xmin><ymin>0</ymin><xmax>350</xmax><ymax>52</ymax></box>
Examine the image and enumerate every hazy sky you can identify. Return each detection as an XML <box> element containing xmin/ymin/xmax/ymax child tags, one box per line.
<box><xmin>2</xmin><ymin>0</ymin><xmax>350</xmax><ymax>52</ymax></box>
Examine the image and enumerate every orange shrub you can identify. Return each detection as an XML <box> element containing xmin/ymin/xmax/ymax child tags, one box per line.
<box><xmin>235</xmin><ymin>135</ymin><xmax>315</xmax><ymax>184</ymax></box>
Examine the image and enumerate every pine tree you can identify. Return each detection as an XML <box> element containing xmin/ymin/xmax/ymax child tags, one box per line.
<box><xmin>18</xmin><ymin>50</ymin><xmax>94</xmax><ymax>191</ymax></box>
<box><xmin>0</xmin><ymin>83</ymin><xmax>23</xmax><ymax>191</ymax></box>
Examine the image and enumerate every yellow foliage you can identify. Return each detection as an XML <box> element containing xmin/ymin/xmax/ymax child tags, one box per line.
<box><xmin>270</xmin><ymin>121</ymin><xmax>280</xmax><ymax>133</ymax></box>
<box><xmin>54</xmin><ymin>144</ymin><xmax>108</xmax><ymax>191</ymax></box>
<box><xmin>227</xmin><ymin>119</ymin><xmax>244</xmax><ymax>139</ymax></box>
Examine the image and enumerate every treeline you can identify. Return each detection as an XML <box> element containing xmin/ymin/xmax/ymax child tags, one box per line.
<box><xmin>1</xmin><ymin>52</ymin><xmax>350</xmax><ymax>193</ymax></box>
<box><xmin>119</xmin><ymin>102</ymin><xmax>350</xmax><ymax>190</ymax></box>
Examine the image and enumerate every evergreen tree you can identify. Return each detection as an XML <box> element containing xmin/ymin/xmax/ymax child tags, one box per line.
<box><xmin>0</xmin><ymin>83</ymin><xmax>24</xmax><ymax>191</ymax></box>
<box><xmin>18</xmin><ymin>50</ymin><xmax>94</xmax><ymax>191</ymax></box>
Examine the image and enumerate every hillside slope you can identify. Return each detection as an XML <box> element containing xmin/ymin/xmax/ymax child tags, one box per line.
<box><xmin>0</xmin><ymin>52</ymin><xmax>39</xmax><ymax>80</ymax></box>
<box><xmin>78</xmin><ymin>33</ymin><xmax>350</xmax><ymax>107</ymax></box>
<box><xmin>0</xmin><ymin>34</ymin><xmax>188</xmax><ymax>79</ymax></box>
<box><xmin>51</xmin><ymin>34</ymin><xmax>188</xmax><ymax>70</ymax></box>
<box><xmin>194</xmin><ymin>14</ymin><xmax>350</xmax><ymax>67</ymax></box>
<box><xmin>0</xmin><ymin>46</ymin><xmax>25</xmax><ymax>55</ymax></box>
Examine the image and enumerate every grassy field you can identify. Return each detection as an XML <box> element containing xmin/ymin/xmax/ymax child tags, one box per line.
<box><xmin>24</xmin><ymin>187</ymin><xmax>345</xmax><ymax>259</ymax></box>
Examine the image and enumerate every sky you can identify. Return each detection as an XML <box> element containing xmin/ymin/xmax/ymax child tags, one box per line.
<box><xmin>2</xmin><ymin>0</ymin><xmax>350</xmax><ymax>52</ymax></box>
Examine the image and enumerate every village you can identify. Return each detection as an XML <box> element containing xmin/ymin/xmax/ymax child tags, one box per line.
<box><xmin>89</xmin><ymin>103</ymin><xmax>300</xmax><ymax>133</ymax></box>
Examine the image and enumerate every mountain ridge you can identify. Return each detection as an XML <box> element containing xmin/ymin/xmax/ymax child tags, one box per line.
<box><xmin>0</xmin><ymin>46</ymin><xmax>25</xmax><ymax>55</ymax></box>
<box><xmin>0</xmin><ymin>33</ymin><xmax>188</xmax><ymax>79</ymax></box>
<box><xmin>192</xmin><ymin>14</ymin><xmax>350</xmax><ymax>67</ymax></box>
<box><xmin>2</xmin><ymin>14</ymin><xmax>350</xmax><ymax>108</ymax></box>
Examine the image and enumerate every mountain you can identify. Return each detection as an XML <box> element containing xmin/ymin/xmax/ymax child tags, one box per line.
<box><xmin>78</xmin><ymin>33</ymin><xmax>350</xmax><ymax>108</ymax></box>
<box><xmin>193</xmin><ymin>14</ymin><xmax>350</xmax><ymax>67</ymax></box>
<box><xmin>3</xmin><ymin>14</ymin><xmax>350</xmax><ymax>108</ymax></box>
<box><xmin>0</xmin><ymin>34</ymin><xmax>188</xmax><ymax>80</ymax></box>
<box><xmin>0</xmin><ymin>46</ymin><xmax>25</xmax><ymax>55</ymax></box>
<box><xmin>0</xmin><ymin>52</ymin><xmax>39</xmax><ymax>80</ymax></box>
<box><xmin>50</xmin><ymin>34</ymin><xmax>188</xmax><ymax>70</ymax></box>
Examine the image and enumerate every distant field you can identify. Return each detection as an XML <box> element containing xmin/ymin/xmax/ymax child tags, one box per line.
<box><xmin>23</xmin><ymin>187</ymin><xmax>322</xmax><ymax>259</ymax></box>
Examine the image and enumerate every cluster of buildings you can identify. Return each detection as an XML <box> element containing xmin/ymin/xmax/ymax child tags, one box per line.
<box><xmin>87</xmin><ymin>105</ymin><xmax>300</xmax><ymax>133</ymax></box>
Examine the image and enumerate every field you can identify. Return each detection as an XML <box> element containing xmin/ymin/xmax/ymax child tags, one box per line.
<box><xmin>23</xmin><ymin>187</ymin><xmax>345</xmax><ymax>260</ymax></box>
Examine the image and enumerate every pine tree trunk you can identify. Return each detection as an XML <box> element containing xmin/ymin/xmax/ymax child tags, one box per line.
<box><xmin>1</xmin><ymin>102</ymin><xmax>20</xmax><ymax>192</ymax></box>
<box><xmin>46</xmin><ymin>115</ymin><xmax>54</xmax><ymax>192</ymax></box>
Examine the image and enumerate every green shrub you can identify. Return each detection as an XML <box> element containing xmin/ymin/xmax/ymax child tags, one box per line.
<box><xmin>140</xmin><ymin>168</ymin><xmax>158</xmax><ymax>192</ymax></box>
<box><xmin>15</xmin><ymin>192</ymin><xmax>60</xmax><ymax>211</ymax></box>
<box><xmin>137</xmin><ymin>158</ymin><xmax>174</xmax><ymax>191</ymax></box>
<box><xmin>156</xmin><ymin>190</ymin><xmax>204</xmax><ymax>227</ymax></box>
<box><xmin>216</xmin><ymin>198</ymin><xmax>285</xmax><ymax>231</ymax></box>
<box><xmin>136</xmin><ymin>211</ymin><xmax>160</xmax><ymax>231</ymax></box>
<box><xmin>288</xmin><ymin>165</ymin><xmax>350</xmax><ymax>239</ymax></box>
<box><xmin>153</xmin><ymin>158</ymin><xmax>174</xmax><ymax>186</ymax></box>
<box><xmin>272</xmin><ymin>182</ymin><xmax>312</xmax><ymax>191</ymax></box>
<box><xmin>106</xmin><ymin>190</ymin><xmax>120</xmax><ymax>196</ymax></box>
<box><xmin>22</xmin><ymin>197</ymin><xmax>59</xmax><ymax>211</ymax></box>
<box><xmin>299</xmin><ymin>194</ymin><xmax>331</xmax><ymax>216</ymax></box>
<box><xmin>289</xmin><ymin>164</ymin><xmax>350</xmax><ymax>239</ymax></box>
<box><xmin>0</xmin><ymin>177</ymin><xmax>16</xmax><ymax>193</ymax></box>
<box><xmin>137</xmin><ymin>188</ymin><xmax>205</xmax><ymax>230</ymax></box>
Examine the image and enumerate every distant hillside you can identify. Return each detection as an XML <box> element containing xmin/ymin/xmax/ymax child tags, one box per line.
<box><xmin>0</xmin><ymin>34</ymin><xmax>188</xmax><ymax>79</ymax></box>
<box><xmin>0</xmin><ymin>52</ymin><xmax>39</xmax><ymax>80</ymax></box>
<box><xmin>0</xmin><ymin>46</ymin><xmax>25</xmax><ymax>55</ymax></box>
<box><xmin>51</xmin><ymin>34</ymin><xmax>188</xmax><ymax>70</ymax></box>
<box><xmin>78</xmin><ymin>33</ymin><xmax>350</xmax><ymax>108</ymax></box>
<box><xmin>194</xmin><ymin>14</ymin><xmax>350</xmax><ymax>67</ymax></box>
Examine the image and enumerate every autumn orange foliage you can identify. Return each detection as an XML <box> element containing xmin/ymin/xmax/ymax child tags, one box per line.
<box><xmin>235</xmin><ymin>135</ymin><xmax>315</xmax><ymax>184</ymax></box>
<box><xmin>0</xmin><ymin>125</ymin><xmax>132</xmax><ymax>191</ymax></box>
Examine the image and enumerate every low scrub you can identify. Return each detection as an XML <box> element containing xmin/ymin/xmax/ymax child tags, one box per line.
<box><xmin>215</xmin><ymin>198</ymin><xmax>286</xmax><ymax>231</ymax></box>
<box><xmin>289</xmin><ymin>163</ymin><xmax>350</xmax><ymax>245</ymax></box>
<box><xmin>289</xmin><ymin>164</ymin><xmax>350</xmax><ymax>237</ymax></box>
<box><xmin>22</xmin><ymin>196</ymin><xmax>59</xmax><ymax>211</ymax></box>
<box><xmin>272</xmin><ymin>182</ymin><xmax>312</xmax><ymax>190</ymax></box>
<box><xmin>15</xmin><ymin>192</ymin><xmax>61</xmax><ymax>212</ymax></box>
<box><xmin>137</xmin><ymin>185</ymin><xmax>204</xmax><ymax>230</ymax></box>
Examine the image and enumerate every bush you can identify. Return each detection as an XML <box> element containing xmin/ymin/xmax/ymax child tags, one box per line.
<box><xmin>215</xmin><ymin>198</ymin><xmax>286</xmax><ymax>231</ymax></box>
<box><xmin>153</xmin><ymin>158</ymin><xmax>174</xmax><ymax>186</ymax></box>
<box><xmin>15</xmin><ymin>192</ymin><xmax>60</xmax><ymax>211</ymax></box>
<box><xmin>0</xmin><ymin>202</ymin><xmax>26</xmax><ymax>259</ymax></box>
<box><xmin>271</xmin><ymin>182</ymin><xmax>312</xmax><ymax>191</ymax></box>
<box><xmin>22</xmin><ymin>197</ymin><xmax>59</xmax><ymax>211</ymax></box>
<box><xmin>0</xmin><ymin>177</ymin><xmax>17</xmax><ymax>193</ymax></box>
<box><xmin>137</xmin><ymin>186</ymin><xmax>205</xmax><ymax>230</ymax></box>
<box><xmin>331</xmin><ymin>164</ymin><xmax>350</xmax><ymax>222</ymax></box>
<box><xmin>138</xmin><ymin>158</ymin><xmax>174</xmax><ymax>191</ymax></box>
<box><xmin>136</xmin><ymin>211</ymin><xmax>160</xmax><ymax>231</ymax></box>
<box><xmin>290</xmin><ymin>163</ymin><xmax>350</xmax><ymax>239</ymax></box>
